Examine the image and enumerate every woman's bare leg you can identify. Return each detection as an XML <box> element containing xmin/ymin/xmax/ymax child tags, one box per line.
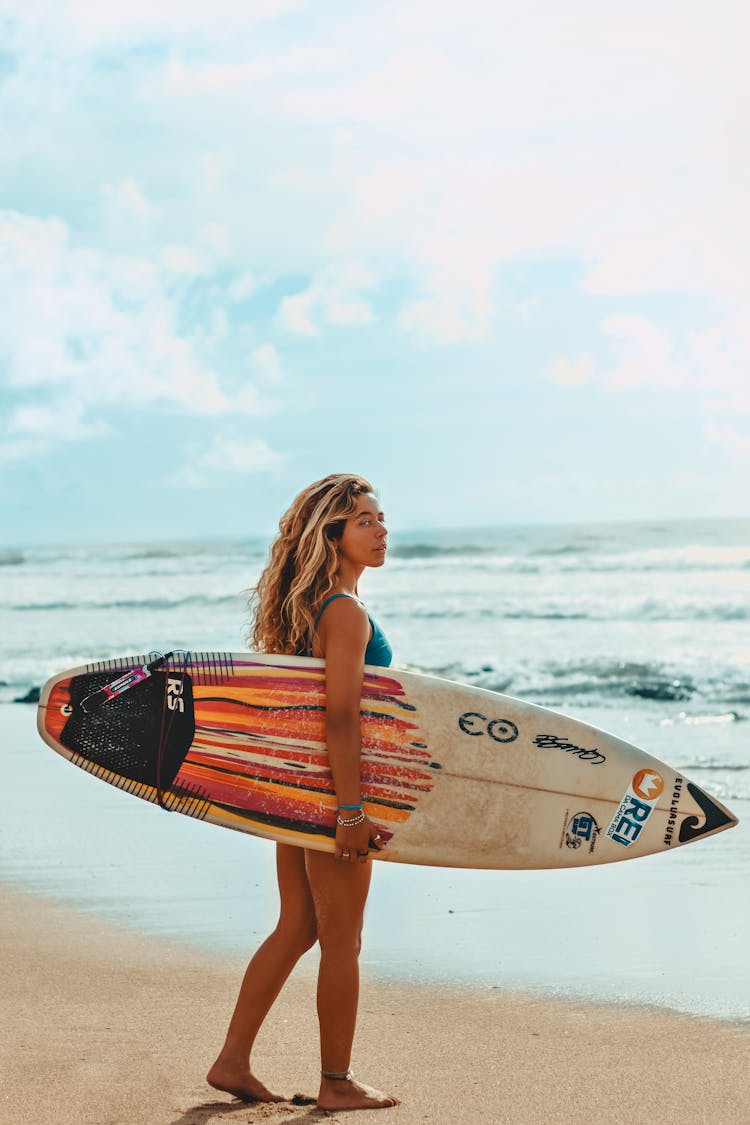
<box><xmin>305</xmin><ymin>850</ymin><xmax>399</xmax><ymax>1111</ymax></box>
<box><xmin>207</xmin><ymin>843</ymin><xmax>317</xmax><ymax>1101</ymax></box>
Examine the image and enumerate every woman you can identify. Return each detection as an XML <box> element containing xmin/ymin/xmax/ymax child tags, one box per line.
<box><xmin>207</xmin><ymin>473</ymin><xmax>399</xmax><ymax>1112</ymax></box>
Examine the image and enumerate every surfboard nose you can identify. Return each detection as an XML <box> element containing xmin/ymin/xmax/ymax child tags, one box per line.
<box><xmin>59</xmin><ymin>670</ymin><xmax>195</xmax><ymax>789</ymax></box>
<box><xmin>679</xmin><ymin>781</ymin><xmax>738</xmax><ymax>844</ymax></box>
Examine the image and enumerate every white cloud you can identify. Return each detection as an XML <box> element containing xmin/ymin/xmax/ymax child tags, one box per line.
<box><xmin>543</xmin><ymin>308</ymin><xmax>750</xmax><ymax>409</ymax></box>
<box><xmin>399</xmin><ymin>294</ymin><xmax>491</xmax><ymax>345</ymax></box>
<box><xmin>268</xmin><ymin>2</ymin><xmax>750</xmax><ymax>310</ymax></box>
<box><xmin>159</xmin><ymin>244</ymin><xmax>213</xmax><ymax>279</ymax></box>
<box><xmin>398</xmin><ymin>243</ymin><xmax>497</xmax><ymax>344</ymax></box>
<box><xmin>251</xmin><ymin>345</ymin><xmax>284</xmax><ymax>383</ymax></box>
<box><xmin>9</xmin><ymin>400</ymin><xmax>109</xmax><ymax>441</ymax></box>
<box><xmin>540</xmin><ymin>315</ymin><xmax>675</xmax><ymax>395</ymax></box>
<box><xmin>281</xmin><ymin>45</ymin><xmax>448</xmax><ymax>128</ymax></box>
<box><xmin>277</xmin><ymin>264</ymin><xmax>376</xmax><ymax>336</ymax></box>
<box><xmin>176</xmin><ymin>435</ymin><xmax>283</xmax><ymax>486</ymax></box>
<box><xmin>155</xmin><ymin>46</ymin><xmax>339</xmax><ymax>97</ymax></box>
<box><xmin>601</xmin><ymin>315</ymin><xmax>678</xmax><ymax>391</ymax></box>
<box><xmin>196</xmin><ymin>153</ymin><xmax>231</xmax><ymax>200</ymax></box>
<box><xmin>199</xmin><ymin>223</ymin><xmax>230</xmax><ymax>259</ymax></box>
<box><xmin>277</xmin><ymin>289</ymin><xmax>319</xmax><ymax>337</ymax></box>
<box><xmin>0</xmin><ymin>437</ymin><xmax>51</xmax><ymax>464</ymax></box>
<box><xmin>689</xmin><ymin>312</ymin><xmax>750</xmax><ymax>414</ymax></box>
<box><xmin>3</xmin><ymin>2</ymin><xmax>748</xmax><ymax>398</ymax></box>
<box><xmin>0</xmin><ymin>210</ymin><xmax>278</xmax><ymax>459</ymax></box>
<box><xmin>704</xmin><ymin>422</ymin><xmax>750</xmax><ymax>461</ymax></box>
<box><xmin>545</xmin><ymin>354</ymin><xmax>596</xmax><ymax>388</ymax></box>
<box><xmin>7</xmin><ymin>3</ymin><xmax>748</xmax><ymax>290</ymax></box>
<box><xmin>101</xmin><ymin>177</ymin><xmax>155</xmax><ymax>223</ymax></box>
<box><xmin>227</xmin><ymin>272</ymin><xmax>258</xmax><ymax>302</ymax></box>
<box><xmin>208</xmin><ymin>436</ymin><xmax>281</xmax><ymax>470</ymax></box>
<box><xmin>6</xmin><ymin>1</ymin><xmax>306</xmax><ymax>54</ymax></box>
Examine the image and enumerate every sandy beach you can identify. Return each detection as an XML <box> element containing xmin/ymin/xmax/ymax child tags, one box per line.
<box><xmin>1</xmin><ymin>884</ymin><xmax>748</xmax><ymax>1125</ymax></box>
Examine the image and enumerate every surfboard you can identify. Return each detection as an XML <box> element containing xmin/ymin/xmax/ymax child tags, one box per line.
<box><xmin>36</xmin><ymin>651</ymin><xmax>738</xmax><ymax>869</ymax></box>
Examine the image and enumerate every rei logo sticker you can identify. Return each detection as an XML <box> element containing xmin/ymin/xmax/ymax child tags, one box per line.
<box><xmin>632</xmin><ymin>768</ymin><xmax>664</xmax><ymax>801</ymax></box>
<box><xmin>606</xmin><ymin>768</ymin><xmax>665</xmax><ymax>848</ymax></box>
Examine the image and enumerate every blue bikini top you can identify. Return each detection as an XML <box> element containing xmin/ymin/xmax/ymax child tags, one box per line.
<box><xmin>307</xmin><ymin>593</ymin><xmax>392</xmax><ymax>668</ymax></box>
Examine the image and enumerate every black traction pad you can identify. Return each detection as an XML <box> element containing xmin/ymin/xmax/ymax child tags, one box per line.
<box><xmin>60</xmin><ymin>670</ymin><xmax>195</xmax><ymax>788</ymax></box>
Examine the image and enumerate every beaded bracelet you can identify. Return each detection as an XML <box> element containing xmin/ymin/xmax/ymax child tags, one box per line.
<box><xmin>337</xmin><ymin>810</ymin><xmax>366</xmax><ymax>827</ymax></box>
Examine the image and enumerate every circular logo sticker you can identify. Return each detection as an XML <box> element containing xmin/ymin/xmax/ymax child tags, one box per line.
<box><xmin>632</xmin><ymin>768</ymin><xmax>664</xmax><ymax>801</ymax></box>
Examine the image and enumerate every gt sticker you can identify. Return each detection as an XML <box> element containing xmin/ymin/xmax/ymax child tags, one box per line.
<box><xmin>606</xmin><ymin>769</ymin><xmax>665</xmax><ymax>848</ymax></box>
<box><xmin>560</xmin><ymin>810</ymin><xmax>600</xmax><ymax>854</ymax></box>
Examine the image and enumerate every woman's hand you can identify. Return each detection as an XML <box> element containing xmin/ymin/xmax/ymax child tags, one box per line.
<box><xmin>335</xmin><ymin>814</ymin><xmax>384</xmax><ymax>864</ymax></box>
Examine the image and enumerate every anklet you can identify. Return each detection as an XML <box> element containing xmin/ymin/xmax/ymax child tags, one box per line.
<box><xmin>322</xmin><ymin>1067</ymin><xmax>353</xmax><ymax>1081</ymax></box>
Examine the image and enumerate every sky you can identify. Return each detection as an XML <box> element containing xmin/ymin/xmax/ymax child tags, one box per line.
<box><xmin>1</xmin><ymin>0</ymin><xmax>748</xmax><ymax>545</ymax></box>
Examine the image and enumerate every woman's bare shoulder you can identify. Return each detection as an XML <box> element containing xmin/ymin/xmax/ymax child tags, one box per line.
<box><xmin>316</xmin><ymin>594</ymin><xmax>369</xmax><ymax>651</ymax></box>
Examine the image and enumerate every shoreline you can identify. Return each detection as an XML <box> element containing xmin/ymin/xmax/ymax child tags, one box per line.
<box><xmin>2</xmin><ymin>883</ymin><xmax>748</xmax><ymax>1125</ymax></box>
<box><xmin>6</xmin><ymin>699</ymin><xmax>749</xmax><ymax>1024</ymax></box>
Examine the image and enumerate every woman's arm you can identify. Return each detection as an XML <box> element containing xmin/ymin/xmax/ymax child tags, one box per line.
<box><xmin>318</xmin><ymin>598</ymin><xmax>383</xmax><ymax>862</ymax></box>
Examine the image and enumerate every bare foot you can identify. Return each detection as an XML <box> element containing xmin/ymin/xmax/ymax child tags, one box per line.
<box><xmin>317</xmin><ymin>1075</ymin><xmax>399</xmax><ymax>1112</ymax></box>
<box><xmin>206</xmin><ymin>1061</ymin><xmax>284</xmax><ymax>1103</ymax></box>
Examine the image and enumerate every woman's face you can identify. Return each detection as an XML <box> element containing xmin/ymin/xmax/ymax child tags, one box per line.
<box><xmin>337</xmin><ymin>493</ymin><xmax>387</xmax><ymax>569</ymax></box>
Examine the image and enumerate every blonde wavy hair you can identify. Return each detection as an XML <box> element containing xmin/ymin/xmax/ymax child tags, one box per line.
<box><xmin>250</xmin><ymin>473</ymin><xmax>375</xmax><ymax>655</ymax></box>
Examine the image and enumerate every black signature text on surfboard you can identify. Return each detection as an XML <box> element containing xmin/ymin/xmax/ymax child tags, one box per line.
<box><xmin>533</xmin><ymin>733</ymin><xmax>606</xmax><ymax>765</ymax></box>
<box><xmin>457</xmin><ymin>712</ymin><xmax>519</xmax><ymax>743</ymax></box>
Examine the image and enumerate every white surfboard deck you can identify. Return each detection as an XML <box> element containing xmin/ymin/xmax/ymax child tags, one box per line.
<box><xmin>37</xmin><ymin>651</ymin><xmax>738</xmax><ymax>869</ymax></box>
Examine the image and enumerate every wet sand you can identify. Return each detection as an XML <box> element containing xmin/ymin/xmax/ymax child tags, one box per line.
<box><xmin>1</xmin><ymin>884</ymin><xmax>748</xmax><ymax>1125</ymax></box>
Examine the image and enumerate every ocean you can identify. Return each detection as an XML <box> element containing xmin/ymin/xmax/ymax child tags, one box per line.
<box><xmin>1</xmin><ymin>518</ymin><xmax>748</xmax><ymax>1019</ymax></box>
